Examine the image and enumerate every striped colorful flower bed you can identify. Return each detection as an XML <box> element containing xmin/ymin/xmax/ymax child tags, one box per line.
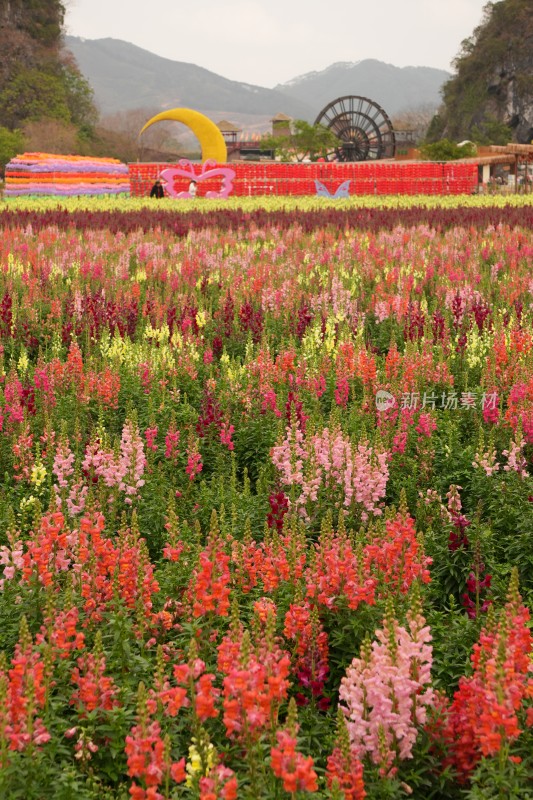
<box><xmin>4</xmin><ymin>153</ymin><xmax>130</xmax><ymax>197</ymax></box>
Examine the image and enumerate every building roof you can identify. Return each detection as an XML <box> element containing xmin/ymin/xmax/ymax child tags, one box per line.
<box><xmin>271</xmin><ymin>113</ymin><xmax>292</xmax><ymax>122</ymax></box>
<box><xmin>489</xmin><ymin>143</ymin><xmax>533</xmax><ymax>155</ymax></box>
<box><xmin>216</xmin><ymin>120</ymin><xmax>241</xmax><ymax>133</ymax></box>
<box><xmin>457</xmin><ymin>155</ymin><xmax>517</xmax><ymax>166</ymax></box>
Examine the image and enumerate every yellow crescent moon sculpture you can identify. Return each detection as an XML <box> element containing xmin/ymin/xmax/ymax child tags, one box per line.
<box><xmin>139</xmin><ymin>108</ymin><xmax>227</xmax><ymax>163</ymax></box>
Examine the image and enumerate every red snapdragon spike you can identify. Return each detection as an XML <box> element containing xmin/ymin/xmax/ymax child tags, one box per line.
<box><xmin>22</xmin><ymin>511</ymin><xmax>71</xmax><ymax>589</ymax></box>
<box><xmin>306</xmin><ymin>529</ymin><xmax>376</xmax><ymax>611</ymax></box>
<box><xmin>232</xmin><ymin>529</ymin><xmax>306</xmax><ymax>595</ymax></box>
<box><xmin>163</xmin><ymin>658</ymin><xmax>220</xmax><ymax>722</ymax></box>
<box><xmin>217</xmin><ymin>625</ymin><xmax>291</xmax><ymax>741</ymax></box>
<box><xmin>70</xmin><ymin>651</ymin><xmax>119</xmax><ymax>714</ymax></box>
<box><xmin>212</xmin><ymin>335</ymin><xmax>223</xmax><ymax>358</ymax></box>
<box><xmin>403</xmin><ymin>302</ymin><xmax>425</xmax><ymax>342</ymax></box>
<box><xmin>295</xmin><ymin>302</ymin><xmax>313</xmax><ymax>340</ymax></box>
<box><xmin>185</xmin><ymin>438</ymin><xmax>203</xmax><ymax>481</ymax></box>
<box><xmin>144</xmin><ymin>427</ymin><xmax>158</xmax><ymax>452</ymax></box>
<box><xmin>0</xmin><ymin>291</ymin><xmax>13</xmax><ymax>337</ymax></box>
<box><xmin>126</xmin><ymin>719</ymin><xmax>185</xmax><ymax>794</ymax></box>
<box><xmin>187</xmin><ymin>543</ymin><xmax>231</xmax><ymax>618</ymax></box>
<box><xmin>199</xmin><ymin>765</ymin><xmax>238</xmax><ymax>800</ymax></box>
<box><xmin>74</xmin><ymin>514</ymin><xmax>159</xmax><ymax>625</ymax></box>
<box><xmin>326</xmin><ymin>746</ymin><xmax>366</xmax><ymax>800</ymax></box>
<box><xmin>164</xmin><ymin>426</ymin><xmax>180</xmax><ymax>460</ymax></box>
<box><xmin>448</xmin><ymin>512</ymin><xmax>471</xmax><ymax>551</ymax></box>
<box><xmin>196</xmin><ymin>390</ymin><xmax>224</xmax><ymax>438</ymax></box>
<box><xmin>334</xmin><ymin>377</ymin><xmax>350</xmax><ymax>407</ymax></box>
<box><xmin>471</xmin><ymin>300</ymin><xmax>491</xmax><ymax>333</ymax></box>
<box><xmin>238</xmin><ymin>300</ymin><xmax>263</xmax><ymax>342</ymax></box>
<box><xmin>284</xmin><ymin>602</ymin><xmax>330</xmax><ymax>700</ymax></box>
<box><xmin>364</xmin><ymin>511</ymin><xmax>432</xmax><ymax>595</ymax></box>
<box><xmin>270</xmin><ymin>729</ymin><xmax>319</xmax><ymax>793</ymax></box>
<box><xmin>36</xmin><ymin>607</ymin><xmax>85</xmax><ymax>660</ymax></box>
<box><xmin>12</xmin><ymin>425</ymin><xmax>34</xmax><ymax>479</ymax></box>
<box><xmin>460</xmin><ymin>593</ymin><xmax>478</xmax><ymax>619</ymax></box>
<box><xmin>441</xmin><ymin>576</ymin><xmax>533</xmax><ymax>781</ymax></box>
<box><xmin>1</xmin><ymin>624</ymin><xmax>51</xmax><ymax>754</ymax></box>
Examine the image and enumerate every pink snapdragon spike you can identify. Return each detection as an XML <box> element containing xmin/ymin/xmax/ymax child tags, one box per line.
<box><xmin>160</xmin><ymin>159</ymin><xmax>236</xmax><ymax>198</ymax></box>
<box><xmin>339</xmin><ymin>603</ymin><xmax>434</xmax><ymax>778</ymax></box>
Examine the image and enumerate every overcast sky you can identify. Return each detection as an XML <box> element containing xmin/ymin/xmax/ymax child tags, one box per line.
<box><xmin>64</xmin><ymin>0</ymin><xmax>489</xmax><ymax>87</ymax></box>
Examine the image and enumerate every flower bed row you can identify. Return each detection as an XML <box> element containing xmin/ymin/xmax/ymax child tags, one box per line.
<box><xmin>0</xmin><ymin>203</ymin><xmax>532</xmax><ymax>798</ymax></box>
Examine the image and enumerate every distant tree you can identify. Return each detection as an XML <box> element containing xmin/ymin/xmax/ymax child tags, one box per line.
<box><xmin>0</xmin><ymin>126</ymin><xmax>25</xmax><ymax>177</ymax></box>
<box><xmin>99</xmin><ymin>109</ymin><xmax>187</xmax><ymax>161</ymax></box>
<box><xmin>83</xmin><ymin>126</ymin><xmax>139</xmax><ymax>163</ymax></box>
<box><xmin>425</xmin><ymin>113</ymin><xmax>447</xmax><ymax>144</ymax></box>
<box><xmin>419</xmin><ymin>139</ymin><xmax>477</xmax><ymax>161</ymax></box>
<box><xmin>391</xmin><ymin>104</ymin><xmax>438</xmax><ymax>143</ymax></box>
<box><xmin>59</xmin><ymin>53</ymin><xmax>99</xmax><ymax>130</ymax></box>
<box><xmin>21</xmin><ymin>118</ymin><xmax>79</xmax><ymax>155</ymax></box>
<box><xmin>262</xmin><ymin>120</ymin><xmax>340</xmax><ymax>161</ymax></box>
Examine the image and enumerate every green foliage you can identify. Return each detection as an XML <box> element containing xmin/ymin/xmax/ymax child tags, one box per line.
<box><xmin>0</xmin><ymin>0</ymin><xmax>98</xmax><ymax>139</ymax></box>
<box><xmin>465</xmin><ymin>753</ymin><xmax>533</xmax><ymax>800</ymax></box>
<box><xmin>419</xmin><ymin>139</ymin><xmax>477</xmax><ymax>161</ymax></box>
<box><xmin>0</xmin><ymin>126</ymin><xmax>24</xmax><ymax>176</ymax></box>
<box><xmin>262</xmin><ymin>120</ymin><xmax>340</xmax><ymax>162</ymax></box>
<box><xmin>471</xmin><ymin>117</ymin><xmax>512</xmax><ymax>146</ymax></box>
<box><xmin>424</xmin><ymin>113</ymin><xmax>446</xmax><ymax>144</ymax></box>
<box><xmin>60</xmin><ymin>61</ymin><xmax>98</xmax><ymax>130</ymax></box>
<box><xmin>0</xmin><ymin>67</ymin><xmax>71</xmax><ymax>129</ymax></box>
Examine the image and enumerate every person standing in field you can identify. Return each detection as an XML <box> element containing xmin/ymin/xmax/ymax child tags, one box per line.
<box><xmin>150</xmin><ymin>178</ymin><xmax>164</xmax><ymax>198</ymax></box>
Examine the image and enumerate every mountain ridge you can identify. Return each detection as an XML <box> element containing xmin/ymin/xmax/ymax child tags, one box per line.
<box><xmin>275</xmin><ymin>59</ymin><xmax>450</xmax><ymax>120</ymax></box>
<box><xmin>64</xmin><ymin>36</ymin><xmax>316</xmax><ymax>121</ymax></box>
<box><xmin>64</xmin><ymin>36</ymin><xmax>449</xmax><ymax>125</ymax></box>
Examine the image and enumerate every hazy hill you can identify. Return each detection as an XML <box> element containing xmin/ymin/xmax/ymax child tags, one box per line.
<box><xmin>64</xmin><ymin>36</ymin><xmax>449</xmax><ymax>125</ymax></box>
<box><xmin>275</xmin><ymin>59</ymin><xmax>450</xmax><ymax>119</ymax></box>
<box><xmin>64</xmin><ymin>36</ymin><xmax>315</xmax><ymax>121</ymax></box>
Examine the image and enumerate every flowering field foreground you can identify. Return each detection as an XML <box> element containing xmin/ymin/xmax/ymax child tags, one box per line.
<box><xmin>0</xmin><ymin>201</ymin><xmax>533</xmax><ymax>799</ymax></box>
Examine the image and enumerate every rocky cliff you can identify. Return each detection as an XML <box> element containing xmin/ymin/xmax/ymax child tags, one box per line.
<box><xmin>433</xmin><ymin>0</ymin><xmax>533</xmax><ymax>144</ymax></box>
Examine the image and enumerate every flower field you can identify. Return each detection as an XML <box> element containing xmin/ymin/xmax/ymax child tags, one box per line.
<box><xmin>0</xmin><ymin>195</ymin><xmax>533</xmax><ymax>799</ymax></box>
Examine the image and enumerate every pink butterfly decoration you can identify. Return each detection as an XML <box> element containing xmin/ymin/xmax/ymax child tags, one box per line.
<box><xmin>160</xmin><ymin>159</ymin><xmax>235</xmax><ymax>198</ymax></box>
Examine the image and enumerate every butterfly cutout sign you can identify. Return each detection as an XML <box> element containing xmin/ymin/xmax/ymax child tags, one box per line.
<box><xmin>160</xmin><ymin>159</ymin><xmax>235</xmax><ymax>198</ymax></box>
<box><xmin>314</xmin><ymin>179</ymin><xmax>351</xmax><ymax>199</ymax></box>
